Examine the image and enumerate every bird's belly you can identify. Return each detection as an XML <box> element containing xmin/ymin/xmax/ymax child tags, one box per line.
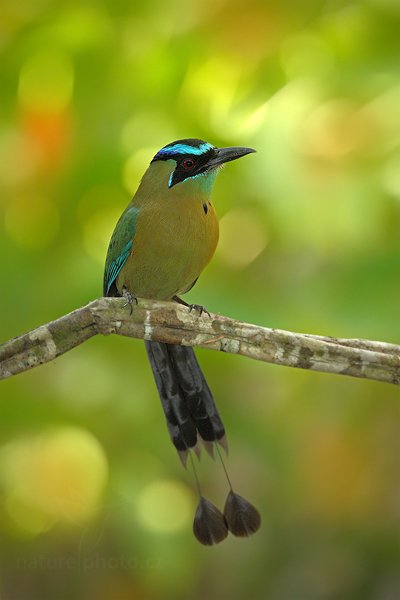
<box><xmin>117</xmin><ymin>201</ymin><xmax>219</xmax><ymax>300</ymax></box>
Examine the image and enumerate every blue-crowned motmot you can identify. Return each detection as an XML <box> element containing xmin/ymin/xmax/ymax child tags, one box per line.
<box><xmin>104</xmin><ymin>139</ymin><xmax>260</xmax><ymax>544</ymax></box>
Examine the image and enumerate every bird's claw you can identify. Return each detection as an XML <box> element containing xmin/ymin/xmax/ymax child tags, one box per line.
<box><xmin>172</xmin><ymin>295</ymin><xmax>211</xmax><ymax>318</ymax></box>
<box><xmin>189</xmin><ymin>303</ymin><xmax>211</xmax><ymax>318</ymax></box>
<box><xmin>122</xmin><ymin>287</ymin><xmax>138</xmax><ymax>315</ymax></box>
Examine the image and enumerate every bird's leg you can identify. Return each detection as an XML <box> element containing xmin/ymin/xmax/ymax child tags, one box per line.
<box><xmin>173</xmin><ymin>295</ymin><xmax>211</xmax><ymax>318</ymax></box>
<box><xmin>122</xmin><ymin>286</ymin><xmax>138</xmax><ymax>316</ymax></box>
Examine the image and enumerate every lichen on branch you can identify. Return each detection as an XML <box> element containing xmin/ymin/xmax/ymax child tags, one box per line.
<box><xmin>1</xmin><ymin>297</ymin><xmax>399</xmax><ymax>385</ymax></box>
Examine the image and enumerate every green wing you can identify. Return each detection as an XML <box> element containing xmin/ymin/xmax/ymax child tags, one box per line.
<box><xmin>103</xmin><ymin>205</ymin><xmax>139</xmax><ymax>296</ymax></box>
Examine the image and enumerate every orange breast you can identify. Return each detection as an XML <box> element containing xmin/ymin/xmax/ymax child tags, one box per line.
<box><xmin>117</xmin><ymin>197</ymin><xmax>219</xmax><ymax>300</ymax></box>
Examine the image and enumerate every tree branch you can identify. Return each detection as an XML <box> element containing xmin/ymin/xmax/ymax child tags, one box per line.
<box><xmin>1</xmin><ymin>297</ymin><xmax>399</xmax><ymax>385</ymax></box>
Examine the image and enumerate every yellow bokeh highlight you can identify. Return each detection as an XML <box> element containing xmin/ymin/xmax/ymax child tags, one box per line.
<box><xmin>120</xmin><ymin>113</ymin><xmax>174</xmax><ymax>154</ymax></box>
<box><xmin>79</xmin><ymin>184</ymin><xmax>130</xmax><ymax>263</ymax></box>
<box><xmin>51</xmin><ymin>6</ymin><xmax>113</xmax><ymax>50</ymax></box>
<box><xmin>0</xmin><ymin>427</ymin><xmax>108</xmax><ymax>530</ymax></box>
<box><xmin>18</xmin><ymin>51</ymin><xmax>74</xmax><ymax>113</ymax></box>
<box><xmin>4</xmin><ymin>196</ymin><xmax>59</xmax><ymax>249</ymax></box>
<box><xmin>238</xmin><ymin>102</ymin><xmax>269</xmax><ymax>136</ymax></box>
<box><xmin>122</xmin><ymin>148</ymin><xmax>156</xmax><ymax>192</ymax></box>
<box><xmin>210</xmin><ymin>100</ymin><xmax>270</xmax><ymax>139</ymax></box>
<box><xmin>217</xmin><ymin>207</ymin><xmax>268</xmax><ymax>268</ymax></box>
<box><xmin>180</xmin><ymin>57</ymin><xmax>242</xmax><ymax>129</ymax></box>
<box><xmin>136</xmin><ymin>479</ymin><xmax>194</xmax><ymax>534</ymax></box>
<box><xmin>5</xmin><ymin>493</ymin><xmax>55</xmax><ymax>536</ymax></box>
<box><xmin>383</xmin><ymin>154</ymin><xmax>400</xmax><ymax>200</ymax></box>
<box><xmin>83</xmin><ymin>207</ymin><xmax>125</xmax><ymax>264</ymax></box>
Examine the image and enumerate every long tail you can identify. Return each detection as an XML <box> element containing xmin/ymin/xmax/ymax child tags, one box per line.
<box><xmin>145</xmin><ymin>341</ymin><xmax>226</xmax><ymax>464</ymax></box>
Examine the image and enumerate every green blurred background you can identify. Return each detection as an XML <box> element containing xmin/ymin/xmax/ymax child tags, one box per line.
<box><xmin>1</xmin><ymin>0</ymin><xmax>400</xmax><ymax>598</ymax></box>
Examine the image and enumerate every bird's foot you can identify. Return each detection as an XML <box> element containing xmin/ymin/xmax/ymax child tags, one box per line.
<box><xmin>189</xmin><ymin>303</ymin><xmax>211</xmax><ymax>318</ymax></box>
<box><xmin>173</xmin><ymin>295</ymin><xmax>211</xmax><ymax>318</ymax></box>
<box><xmin>122</xmin><ymin>287</ymin><xmax>138</xmax><ymax>315</ymax></box>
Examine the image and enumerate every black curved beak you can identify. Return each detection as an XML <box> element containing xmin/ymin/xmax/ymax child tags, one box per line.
<box><xmin>206</xmin><ymin>146</ymin><xmax>256</xmax><ymax>170</ymax></box>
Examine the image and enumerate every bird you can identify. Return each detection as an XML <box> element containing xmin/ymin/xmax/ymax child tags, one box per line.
<box><xmin>104</xmin><ymin>138</ymin><xmax>261</xmax><ymax>544</ymax></box>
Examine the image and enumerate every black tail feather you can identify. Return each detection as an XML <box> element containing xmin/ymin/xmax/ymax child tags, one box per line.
<box><xmin>145</xmin><ymin>341</ymin><xmax>197</xmax><ymax>451</ymax></box>
<box><xmin>145</xmin><ymin>341</ymin><xmax>226</xmax><ymax>456</ymax></box>
<box><xmin>168</xmin><ymin>344</ymin><xmax>225</xmax><ymax>442</ymax></box>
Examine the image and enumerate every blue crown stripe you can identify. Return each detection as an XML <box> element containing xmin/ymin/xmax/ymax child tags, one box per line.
<box><xmin>157</xmin><ymin>142</ymin><xmax>213</xmax><ymax>157</ymax></box>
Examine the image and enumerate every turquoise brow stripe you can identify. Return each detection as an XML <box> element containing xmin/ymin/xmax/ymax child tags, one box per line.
<box><xmin>158</xmin><ymin>142</ymin><xmax>213</xmax><ymax>156</ymax></box>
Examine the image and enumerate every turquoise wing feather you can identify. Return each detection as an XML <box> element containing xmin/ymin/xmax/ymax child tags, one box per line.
<box><xmin>103</xmin><ymin>205</ymin><xmax>139</xmax><ymax>296</ymax></box>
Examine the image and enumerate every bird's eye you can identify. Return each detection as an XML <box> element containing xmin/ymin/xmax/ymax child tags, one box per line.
<box><xmin>182</xmin><ymin>158</ymin><xmax>195</xmax><ymax>170</ymax></box>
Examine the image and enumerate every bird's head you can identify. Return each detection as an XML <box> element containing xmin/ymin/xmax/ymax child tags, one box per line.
<box><xmin>147</xmin><ymin>138</ymin><xmax>255</xmax><ymax>195</ymax></box>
